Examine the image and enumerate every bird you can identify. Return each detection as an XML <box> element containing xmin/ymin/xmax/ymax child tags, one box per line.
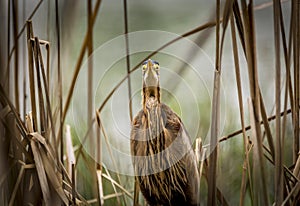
<box><xmin>130</xmin><ymin>59</ymin><xmax>200</xmax><ymax>206</ymax></box>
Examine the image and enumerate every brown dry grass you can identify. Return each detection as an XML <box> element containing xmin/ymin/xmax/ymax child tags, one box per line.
<box><xmin>0</xmin><ymin>0</ymin><xmax>299</xmax><ymax>205</ymax></box>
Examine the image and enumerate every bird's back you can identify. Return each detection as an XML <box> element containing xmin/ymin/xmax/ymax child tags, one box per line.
<box><xmin>130</xmin><ymin>102</ymin><xmax>199</xmax><ymax>206</ymax></box>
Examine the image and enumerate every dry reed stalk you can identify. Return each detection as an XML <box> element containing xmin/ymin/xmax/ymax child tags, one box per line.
<box><xmin>26</xmin><ymin>21</ymin><xmax>38</xmax><ymax>132</ymax></box>
<box><xmin>33</xmin><ymin>37</ymin><xmax>47</xmax><ymax>135</ymax></box>
<box><xmin>27</xmin><ymin>21</ymin><xmax>58</xmax><ymax>159</ymax></box>
<box><xmin>207</xmin><ymin>0</ymin><xmax>220</xmax><ymax>205</ymax></box>
<box><xmin>6</xmin><ymin>0</ymin><xmax>10</xmax><ymax>94</ymax></box>
<box><xmin>96</xmin><ymin>113</ymin><xmax>124</xmax><ymax>205</ymax></box>
<box><xmin>72</xmin><ymin>163</ymin><xmax>76</xmax><ymax>206</ymax></box>
<box><xmin>31</xmin><ymin>139</ymin><xmax>51</xmax><ymax>205</ymax></box>
<box><xmin>46</xmin><ymin>43</ymin><xmax>50</xmax><ymax>92</ymax></box>
<box><xmin>22</xmin><ymin>1</ymin><xmax>27</xmax><ymax>120</ymax></box>
<box><xmin>230</xmin><ymin>13</ymin><xmax>250</xmax><ymax>206</ymax></box>
<box><xmin>259</xmin><ymin>91</ymin><xmax>275</xmax><ymax>159</ymax></box>
<box><xmin>35</xmin><ymin>38</ymin><xmax>58</xmax><ymax>157</ymax></box>
<box><xmin>82</xmin><ymin>148</ymin><xmax>124</xmax><ymax>205</ymax></box>
<box><xmin>282</xmin><ymin>182</ymin><xmax>300</xmax><ymax>205</ymax></box>
<box><xmin>12</xmin><ymin>0</ymin><xmax>19</xmax><ymax>113</ymax></box>
<box><xmin>195</xmin><ymin>137</ymin><xmax>205</xmax><ymax>200</ymax></box>
<box><xmin>273</xmin><ymin>0</ymin><xmax>284</xmax><ymax>204</ymax></box>
<box><xmin>123</xmin><ymin>0</ymin><xmax>133</xmax><ymax>123</ymax></box>
<box><xmin>55</xmin><ymin>0</ymin><xmax>63</xmax><ymax>166</ymax></box>
<box><xmin>248</xmin><ymin>98</ymin><xmax>260</xmax><ymax>205</ymax></box>
<box><xmin>87</xmin><ymin>0</ymin><xmax>93</xmax><ymax>122</ymax></box>
<box><xmin>96</xmin><ymin>169</ymin><xmax>104</xmax><ymax>205</ymax></box>
<box><xmin>65</xmin><ymin>125</ymin><xmax>75</xmax><ymax>176</ymax></box>
<box><xmin>87</xmin><ymin>0</ymin><xmax>95</xmax><ymax>162</ymax></box>
<box><xmin>241</xmin><ymin>1</ymin><xmax>268</xmax><ymax>204</ymax></box>
<box><xmin>279</xmin><ymin>0</ymin><xmax>292</xmax><ymax>171</ymax></box>
<box><xmin>122</xmin><ymin>0</ymin><xmax>136</xmax><ymax>205</ymax></box>
<box><xmin>26</xmin><ymin>113</ymin><xmax>51</xmax><ymax>205</ymax></box>
<box><xmin>39</xmin><ymin>144</ymin><xmax>68</xmax><ymax>205</ymax></box>
<box><xmin>95</xmin><ymin>110</ymin><xmax>104</xmax><ymax>205</ymax></box>
<box><xmin>86</xmin><ymin>0</ymin><xmax>98</xmax><ymax>197</ymax></box>
<box><xmin>292</xmin><ymin>0</ymin><xmax>300</xmax><ymax>163</ymax></box>
<box><xmin>292</xmin><ymin>153</ymin><xmax>300</xmax><ymax>201</ymax></box>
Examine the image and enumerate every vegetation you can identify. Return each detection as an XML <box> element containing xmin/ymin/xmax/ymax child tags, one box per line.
<box><xmin>0</xmin><ymin>0</ymin><xmax>299</xmax><ymax>205</ymax></box>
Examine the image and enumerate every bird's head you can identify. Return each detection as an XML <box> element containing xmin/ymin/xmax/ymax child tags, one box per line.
<box><xmin>142</xmin><ymin>59</ymin><xmax>160</xmax><ymax>106</ymax></box>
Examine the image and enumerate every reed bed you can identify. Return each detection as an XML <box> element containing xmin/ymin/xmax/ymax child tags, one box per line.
<box><xmin>0</xmin><ymin>0</ymin><xmax>299</xmax><ymax>205</ymax></box>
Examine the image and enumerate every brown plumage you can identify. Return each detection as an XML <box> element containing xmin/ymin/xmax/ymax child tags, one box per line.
<box><xmin>130</xmin><ymin>59</ymin><xmax>199</xmax><ymax>206</ymax></box>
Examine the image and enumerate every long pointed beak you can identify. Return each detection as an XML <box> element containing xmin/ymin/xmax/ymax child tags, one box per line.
<box><xmin>144</xmin><ymin>60</ymin><xmax>158</xmax><ymax>87</ymax></box>
<box><xmin>147</xmin><ymin>59</ymin><xmax>152</xmax><ymax>68</ymax></box>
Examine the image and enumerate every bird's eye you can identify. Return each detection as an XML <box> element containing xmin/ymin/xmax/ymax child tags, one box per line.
<box><xmin>142</xmin><ymin>64</ymin><xmax>147</xmax><ymax>71</ymax></box>
<box><xmin>153</xmin><ymin>64</ymin><xmax>159</xmax><ymax>70</ymax></box>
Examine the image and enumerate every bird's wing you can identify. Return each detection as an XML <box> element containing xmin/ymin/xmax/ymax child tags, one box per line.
<box><xmin>161</xmin><ymin>103</ymin><xmax>200</xmax><ymax>204</ymax></box>
<box><xmin>161</xmin><ymin>103</ymin><xmax>192</xmax><ymax>144</ymax></box>
<box><xmin>130</xmin><ymin>109</ymin><xmax>147</xmax><ymax>156</ymax></box>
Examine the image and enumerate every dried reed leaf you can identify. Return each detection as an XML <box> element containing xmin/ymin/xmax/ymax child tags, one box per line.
<box><xmin>33</xmin><ymin>37</ymin><xmax>47</xmax><ymax>135</ymax></box>
<box><xmin>35</xmin><ymin>36</ymin><xmax>58</xmax><ymax>158</ymax></box>
<box><xmin>31</xmin><ymin>140</ymin><xmax>51</xmax><ymax>205</ymax></box>
<box><xmin>39</xmin><ymin>145</ymin><xmax>69</xmax><ymax>205</ymax></box>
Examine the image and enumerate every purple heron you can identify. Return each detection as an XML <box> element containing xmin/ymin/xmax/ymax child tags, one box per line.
<box><xmin>130</xmin><ymin>59</ymin><xmax>199</xmax><ymax>206</ymax></box>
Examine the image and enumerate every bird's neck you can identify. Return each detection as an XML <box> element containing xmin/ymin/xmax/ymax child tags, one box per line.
<box><xmin>143</xmin><ymin>86</ymin><xmax>160</xmax><ymax>111</ymax></box>
<box><xmin>143</xmin><ymin>94</ymin><xmax>163</xmax><ymax>142</ymax></box>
